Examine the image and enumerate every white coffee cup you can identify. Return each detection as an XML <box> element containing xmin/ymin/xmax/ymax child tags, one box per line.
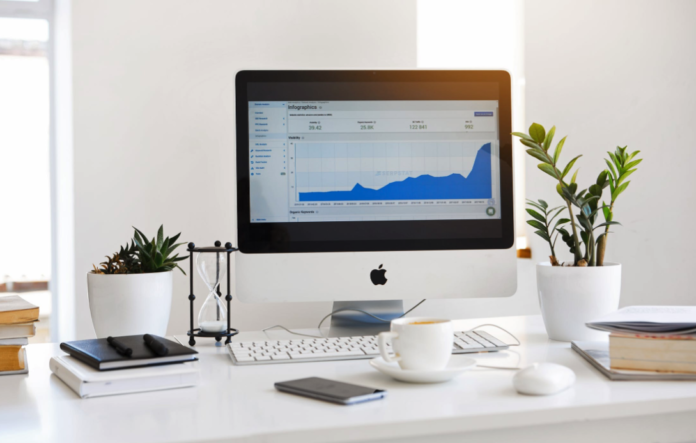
<box><xmin>378</xmin><ymin>317</ymin><xmax>453</xmax><ymax>371</ymax></box>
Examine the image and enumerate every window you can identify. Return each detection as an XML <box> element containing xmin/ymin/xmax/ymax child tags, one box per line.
<box><xmin>0</xmin><ymin>0</ymin><xmax>54</xmax><ymax>342</ymax></box>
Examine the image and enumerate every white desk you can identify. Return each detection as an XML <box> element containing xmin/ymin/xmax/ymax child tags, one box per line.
<box><xmin>2</xmin><ymin>315</ymin><xmax>696</xmax><ymax>443</ymax></box>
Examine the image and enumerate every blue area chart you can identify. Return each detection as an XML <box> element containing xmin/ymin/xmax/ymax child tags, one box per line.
<box><xmin>299</xmin><ymin>143</ymin><xmax>492</xmax><ymax>202</ymax></box>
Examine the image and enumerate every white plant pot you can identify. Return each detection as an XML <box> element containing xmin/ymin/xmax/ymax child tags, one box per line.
<box><xmin>87</xmin><ymin>271</ymin><xmax>173</xmax><ymax>338</ymax></box>
<box><xmin>536</xmin><ymin>262</ymin><xmax>621</xmax><ymax>342</ymax></box>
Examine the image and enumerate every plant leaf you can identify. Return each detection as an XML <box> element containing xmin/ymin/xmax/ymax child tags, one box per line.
<box><xmin>612</xmin><ymin>181</ymin><xmax>630</xmax><ymax>201</ymax></box>
<box><xmin>156</xmin><ymin>225</ymin><xmax>164</xmax><ymax>248</ymax></box>
<box><xmin>520</xmin><ymin>138</ymin><xmax>543</xmax><ymax>150</ymax></box>
<box><xmin>543</xmin><ymin>126</ymin><xmax>556</xmax><ymax>152</ymax></box>
<box><xmin>538</xmin><ymin>199</ymin><xmax>549</xmax><ymax>209</ymax></box>
<box><xmin>534</xmin><ymin>230</ymin><xmax>551</xmax><ymax>242</ymax></box>
<box><xmin>526</xmin><ymin>149</ymin><xmax>551</xmax><ymax>164</ymax></box>
<box><xmin>529</xmin><ymin>123</ymin><xmax>546</xmax><ymax>144</ymax></box>
<box><xmin>526</xmin><ymin>208</ymin><xmax>546</xmax><ymax>222</ymax></box>
<box><xmin>511</xmin><ymin>132</ymin><xmax>534</xmax><ymax>141</ymax></box>
<box><xmin>527</xmin><ymin>220</ymin><xmax>547</xmax><ymax>231</ymax></box>
<box><xmin>617</xmin><ymin>169</ymin><xmax>636</xmax><ymax>186</ymax></box>
<box><xmin>594</xmin><ymin>221</ymin><xmax>621</xmax><ymax>230</ymax></box>
<box><xmin>553</xmin><ymin>136</ymin><xmax>567</xmax><ymax>165</ymax></box>
<box><xmin>624</xmin><ymin>158</ymin><xmax>642</xmax><ymax>170</ymax></box>
<box><xmin>561</xmin><ymin>155</ymin><xmax>582</xmax><ymax>179</ymax></box>
<box><xmin>538</xmin><ymin>163</ymin><xmax>560</xmax><ymax>179</ymax></box>
<box><xmin>605</xmin><ymin>159</ymin><xmax>617</xmax><ymax>180</ymax></box>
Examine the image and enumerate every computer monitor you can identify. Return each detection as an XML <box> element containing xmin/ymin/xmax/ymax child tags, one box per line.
<box><xmin>235</xmin><ymin>70</ymin><xmax>516</xmax><ymax>334</ymax></box>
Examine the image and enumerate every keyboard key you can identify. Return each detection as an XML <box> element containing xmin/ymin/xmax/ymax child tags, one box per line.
<box><xmin>235</xmin><ymin>355</ymin><xmax>255</xmax><ymax>362</ymax></box>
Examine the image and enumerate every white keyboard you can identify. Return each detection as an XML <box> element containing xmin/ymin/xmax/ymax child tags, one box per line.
<box><xmin>227</xmin><ymin>330</ymin><xmax>510</xmax><ymax>365</ymax></box>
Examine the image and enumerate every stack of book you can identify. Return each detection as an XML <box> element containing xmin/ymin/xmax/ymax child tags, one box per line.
<box><xmin>574</xmin><ymin>306</ymin><xmax>696</xmax><ymax>380</ymax></box>
<box><xmin>51</xmin><ymin>334</ymin><xmax>199</xmax><ymax>398</ymax></box>
<box><xmin>0</xmin><ymin>295</ymin><xmax>39</xmax><ymax>376</ymax></box>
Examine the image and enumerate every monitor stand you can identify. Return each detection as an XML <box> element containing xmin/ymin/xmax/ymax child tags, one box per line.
<box><xmin>328</xmin><ymin>300</ymin><xmax>403</xmax><ymax>337</ymax></box>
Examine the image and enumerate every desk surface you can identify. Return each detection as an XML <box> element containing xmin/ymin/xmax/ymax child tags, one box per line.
<box><xmin>2</xmin><ymin>315</ymin><xmax>696</xmax><ymax>443</ymax></box>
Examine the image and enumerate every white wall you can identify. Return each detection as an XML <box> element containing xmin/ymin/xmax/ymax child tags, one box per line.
<box><xmin>524</xmin><ymin>0</ymin><xmax>696</xmax><ymax>306</ymax></box>
<box><xmin>72</xmin><ymin>0</ymin><xmax>417</xmax><ymax>339</ymax></box>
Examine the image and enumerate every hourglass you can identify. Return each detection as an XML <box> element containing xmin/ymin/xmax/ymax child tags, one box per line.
<box><xmin>197</xmin><ymin>251</ymin><xmax>227</xmax><ymax>333</ymax></box>
<box><xmin>186</xmin><ymin>241</ymin><xmax>239</xmax><ymax>346</ymax></box>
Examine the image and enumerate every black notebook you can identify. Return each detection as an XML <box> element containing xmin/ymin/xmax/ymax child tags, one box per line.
<box><xmin>60</xmin><ymin>335</ymin><xmax>198</xmax><ymax>371</ymax></box>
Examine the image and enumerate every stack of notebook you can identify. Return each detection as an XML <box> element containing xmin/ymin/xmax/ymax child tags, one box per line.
<box><xmin>577</xmin><ymin>306</ymin><xmax>696</xmax><ymax>379</ymax></box>
<box><xmin>51</xmin><ymin>335</ymin><xmax>199</xmax><ymax>398</ymax></box>
<box><xmin>0</xmin><ymin>295</ymin><xmax>39</xmax><ymax>376</ymax></box>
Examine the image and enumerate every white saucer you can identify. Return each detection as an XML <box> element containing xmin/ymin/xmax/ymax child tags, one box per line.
<box><xmin>370</xmin><ymin>356</ymin><xmax>476</xmax><ymax>383</ymax></box>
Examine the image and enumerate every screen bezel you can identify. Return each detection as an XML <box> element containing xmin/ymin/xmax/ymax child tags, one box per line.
<box><xmin>236</xmin><ymin>70</ymin><xmax>514</xmax><ymax>254</ymax></box>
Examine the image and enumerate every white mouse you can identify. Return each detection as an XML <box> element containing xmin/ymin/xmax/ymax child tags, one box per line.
<box><xmin>513</xmin><ymin>362</ymin><xmax>576</xmax><ymax>395</ymax></box>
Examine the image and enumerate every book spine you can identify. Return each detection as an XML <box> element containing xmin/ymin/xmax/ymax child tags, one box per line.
<box><xmin>59</xmin><ymin>343</ymin><xmax>101</xmax><ymax>370</ymax></box>
<box><xmin>610</xmin><ymin>358</ymin><xmax>696</xmax><ymax>374</ymax></box>
<box><xmin>49</xmin><ymin>358</ymin><xmax>86</xmax><ymax>398</ymax></box>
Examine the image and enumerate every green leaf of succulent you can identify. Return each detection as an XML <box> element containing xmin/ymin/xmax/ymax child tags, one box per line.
<box><xmin>529</xmin><ymin>123</ymin><xmax>546</xmax><ymax>144</ymax></box>
<box><xmin>526</xmin><ymin>200</ymin><xmax>546</xmax><ymax>212</ymax></box>
<box><xmin>538</xmin><ymin>199</ymin><xmax>549</xmax><ymax>209</ymax></box>
<box><xmin>608</xmin><ymin>151</ymin><xmax>620</xmax><ymax>169</ymax></box>
<box><xmin>617</xmin><ymin>169</ymin><xmax>636</xmax><ymax>186</ymax></box>
<box><xmin>571</xmin><ymin>169</ymin><xmax>579</xmax><ymax>185</ymax></box>
<box><xmin>156</xmin><ymin>225</ymin><xmax>164</xmax><ymax>248</ymax></box>
<box><xmin>561</xmin><ymin>155</ymin><xmax>582</xmax><ymax>179</ymax></box>
<box><xmin>526</xmin><ymin>209</ymin><xmax>545</xmax><ymax>222</ymax></box>
<box><xmin>519</xmin><ymin>138</ymin><xmax>543</xmax><ymax>150</ymax></box>
<box><xmin>511</xmin><ymin>132</ymin><xmax>534</xmax><ymax>141</ymax></box>
<box><xmin>623</xmin><ymin>159</ymin><xmax>642</xmax><ymax>171</ymax></box>
<box><xmin>527</xmin><ymin>220</ymin><xmax>547</xmax><ymax>231</ymax></box>
<box><xmin>605</xmin><ymin>159</ymin><xmax>617</xmax><ymax>180</ymax></box>
<box><xmin>602</xmin><ymin>205</ymin><xmax>610</xmax><ymax>221</ymax></box>
<box><xmin>552</xmin><ymin>135</ymin><xmax>565</xmax><ymax>164</ymax></box>
<box><xmin>534</xmin><ymin>230</ymin><xmax>551</xmax><ymax>242</ymax></box>
<box><xmin>526</xmin><ymin>149</ymin><xmax>551</xmax><ymax>164</ymax></box>
<box><xmin>594</xmin><ymin>221</ymin><xmax>621</xmax><ymax>230</ymax></box>
<box><xmin>627</xmin><ymin>150</ymin><xmax>641</xmax><ymax>162</ymax></box>
<box><xmin>612</xmin><ymin>181</ymin><xmax>630</xmax><ymax>201</ymax></box>
<box><xmin>542</xmin><ymin>126</ymin><xmax>556</xmax><ymax>152</ymax></box>
<box><xmin>538</xmin><ymin>163</ymin><xmax>560</xmax><ymax>179</ymax></box>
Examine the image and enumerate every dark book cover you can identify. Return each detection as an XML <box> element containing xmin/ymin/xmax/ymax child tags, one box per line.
<box><xmin>60</xmin><ymin>335</ymin><xmax>198</xmax><ymax>371</ymax></box>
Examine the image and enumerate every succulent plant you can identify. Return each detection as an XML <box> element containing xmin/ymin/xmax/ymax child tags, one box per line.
<box><xmin>132</xmin><ymin>225</ymin><xmax>188</xmax><ymax>274</ymax></box>
<box><xmin>513</xmin><ymin>123</ymin><xmax>639</xmax><ymax>267</ymax></box>
<box><xmin>91</xmin><ymin>227</ymin><xmax>187</xmax><ymax>274</ymax></box>
<box><xmin>92</xmin><ymin>242</ymin><xmax>141</xmax><ymax>274</ymax></box>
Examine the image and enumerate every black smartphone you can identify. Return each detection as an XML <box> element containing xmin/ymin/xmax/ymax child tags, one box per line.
<box><xmin>274</xmin><ymin>377</ymin><xmax>386</xmax><ymax>405</ymax></box>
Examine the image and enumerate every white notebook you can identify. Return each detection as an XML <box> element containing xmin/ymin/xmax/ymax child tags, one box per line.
<box><xmin>50</xmin><ymin>355</ymin><xmax>199</xmax><ymax>399</ymax></box>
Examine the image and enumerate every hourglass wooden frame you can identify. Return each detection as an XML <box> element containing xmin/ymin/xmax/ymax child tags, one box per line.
<box><xmin>186</xmin><ymin>241</ymin><xmax>239</xmax><ymax>346</ymax></box>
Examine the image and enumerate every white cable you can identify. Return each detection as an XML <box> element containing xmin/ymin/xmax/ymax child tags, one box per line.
<box><xmin>316</xmin><ymin>299</ymin><xmax>427</xmax><ymax>330</ymax></box>
<box><xmin>261</xmin><ymin>325</ymin><xmax>325</xmax><ymax>339</ymax></box>
<box><xmin>464</xmin><ymin>324</ymin><xmax>522</xmax><ymax>370</ymax></box>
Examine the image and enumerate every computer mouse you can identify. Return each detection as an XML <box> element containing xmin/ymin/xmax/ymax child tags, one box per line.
<box><xmin>513</xmin><ymin>362</ymin><xmax>576</xmax><ymax>396</ymax></box>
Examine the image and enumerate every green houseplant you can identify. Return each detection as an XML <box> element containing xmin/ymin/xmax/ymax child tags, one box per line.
<box><xmin>513</xmin><ymin>124</ymin><xmax>641</xmax><ymax>341</ymax></box>
<box><xmin>87</xmin><ymin>226</ymin><xmax>188</xmax><ymax>338</ymax></box>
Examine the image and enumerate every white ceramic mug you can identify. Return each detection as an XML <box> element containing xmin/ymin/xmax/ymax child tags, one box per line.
<box><xmin>378</xmin><ymin>317</ymin><xmax>453</xmax><ymax>371</ymax></box>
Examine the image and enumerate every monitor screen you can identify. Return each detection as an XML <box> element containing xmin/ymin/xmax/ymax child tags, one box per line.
<box><xmin>236</xmin><ymin>71</ymin><xmax>514</xmax><ymax>253</ymax></box>
<box><xmin>248</xmin><ymin>100</ymin><xmax>501</xmax><ymax>223</ymax></box>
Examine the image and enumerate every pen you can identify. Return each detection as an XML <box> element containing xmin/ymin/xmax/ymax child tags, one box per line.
<box><xmin>143</xmin><ymin>334</ymin><xmax>169</xmax><ymax>356</ymax></box>
<box><xmin>107</xmin><ymin>336</ymin><xmax>132</xmax><ymax>357</ymax></box>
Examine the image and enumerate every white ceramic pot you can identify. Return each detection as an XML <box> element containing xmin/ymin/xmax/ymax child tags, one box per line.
<box><xmin>536</xmin><ymin>262</ymin><xmax>621</xmax><ymax>342</ymax></box>
<box><xmin>87</xmin><ymin>271</ymin><xmax>173</xmax><ymax>338</ymax></box>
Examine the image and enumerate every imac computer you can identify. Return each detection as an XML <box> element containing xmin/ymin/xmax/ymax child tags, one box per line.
<box><xmin>235</xmin><ymin>70</ymin><xmax>516</xmax><ymax>335</ymax></box>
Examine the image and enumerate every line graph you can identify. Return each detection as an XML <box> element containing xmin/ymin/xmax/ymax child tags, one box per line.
<box><xmin>295</xmin><ymin>141</ymin><xmax>492</xmax><ymax>201</ymax></box>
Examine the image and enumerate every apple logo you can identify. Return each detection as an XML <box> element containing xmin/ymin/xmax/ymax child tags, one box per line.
<box><xmin>370</xmin><ymin>264</ymin><xmax>387</xmax><ymax>285</ymax></box>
